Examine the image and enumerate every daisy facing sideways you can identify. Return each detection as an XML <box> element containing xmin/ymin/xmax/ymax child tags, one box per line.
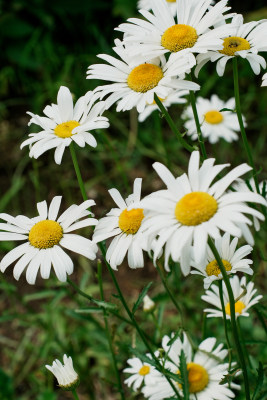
<box><xmin>0</xmin><ymin>196</ymin><xmax>98</xmax><ymax>284</ymax></box>
<box><xmin>46</xmin><ymin>354</ymin><xmax>79</xmax><ymax>390</ymax></box>
<box><xmin>141</xmin><ymin>333</ymin><xmax>239</xmax><ymax>400</ymax></box>
<box><xmin>196</xmin><ymin>14</ymin><xmax>267</xmax><ymax>77</ymax></box>
<box><xmin>202</xmin><ymin>275</ymin><xmax>263</xmax><ymax>319</ymax></box>
<box><xmin>87</xmin><ymin>39</ymin><xmax>199</xmax><ymax>113</ymax></box>
<box><xmin>140</xmin><ymin>151</ymin><xmax>266</xmax><ymax>275</ymax></box>
<box><xmin>191</xmin><ymin>232</ymin><xmax>253</xmax><ymax>289</ymax></box>
<box><xmin>117</xmin><ymin>0</ymin><xmax>234</xmax><ymax>61</ymax></box>
<box><xmin>21</xmin><ymin>86</ymin><xmax>109</xmax><ymax>164</ymax></box>
<box><xmin>93</xmin><ymin>178</ymin><xmax>150</xmax><ymax>270</ymax></box>
<box><xmin>182</xmin><ymin>94</ymin><xmax>245</xmax><ymax>143</ymax></box>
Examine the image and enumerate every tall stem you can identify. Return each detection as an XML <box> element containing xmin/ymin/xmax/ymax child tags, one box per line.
<box><xmin>232</xmin><ymin>58</ymin><xmax>260</xmax><ymax>193</ymax></box>
<box><xmin>71</xmin><ymin>389</ymin><xmax>80</xmax><ymax>400</ymax></box>
<box><xmin>218</xmin><ymin>280</ymin><xmax>232</xmax><ymax>369</ymax></box>
<box><xmin>154</xmin><ymin>94</ymin><xmax>195</xmax><ymax>153</ymax></box>
<box><xmin>98</xmin><ymin>261</ymin><xmax>125</xmax><ymax>400</ymax></box>
<box><xmin>188</xmin><ymin>84</ymin><xmax>207</xmax><ymax>159</ymax></box>
<box><xmin>208</xmin><ymin>238</ymin><xmax>251</xmax><ymax>400</ymax></box>
<box><xmin>69</xmin><ymin>142</ymin><xmax>88</xmax><ymax>201</ymax></box>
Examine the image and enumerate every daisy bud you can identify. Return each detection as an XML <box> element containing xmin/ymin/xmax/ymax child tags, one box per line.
<box><xmin>45</xmin><ymin>354</ymin><xmax>79</xmax><ymax>391</ymax></box>
<box><xmin>143</xmin><ymin>295</ymin><xmax>156</xmax><ymax>313</ymax></box>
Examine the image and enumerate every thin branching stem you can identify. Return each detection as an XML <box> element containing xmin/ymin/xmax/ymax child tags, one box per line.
<box><xmin>218</xmin><ymin>280</ymin><xmax>232</xmax><ymax>369</ymax></box>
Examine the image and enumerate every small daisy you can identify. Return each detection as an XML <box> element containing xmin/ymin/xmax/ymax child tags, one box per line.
<box><xmin>202</xmin><ymin>275</ymin><xmax>263</xmax><ymax>319</ymax></box>
<box><xmin>87</xmin><ymin>39</ymin><xmax>199</xmax><ymax>113</ymax></box>
<box><xmin>20</xmin><ymin>87</ymin><xmax>109</xmax><ymax>164</ymax></box>
<box><xmin>140</xmin><ymin>151</ymin><xmax>266</xmax><ymax>275</ymax></box>
<box><xmin>93</xmin><ymin>178</ymin><xmax>151</xmax><ymax>270</ymax></box>
<box><xmin>117</xmin><ymin>0</ymin><xmax>234</xmax><ymax>61</ymax></box>
<box><xmin>142</xmin><ymin>333</ymin><xmax>239</xmax><ymax>400</ymax></box>
<box><xmin>182</xmin><ymin>94</ymin><xmax>245</xmax><ymax>143</ymax></box>
<box><xmin>0</xmin><ymin>196</ymin><xmax>98</xmax><ymax>284</ymax></box>
<box><xmin>124</xmin><ymin>356</ymin><xmax>160</xmax><ymax>390</ymax></box>
<box><xmin>196</xmin><ymin>14</ymin><xmax>267</xmax><ymax>77</ymax></box>
<box><xmin>191</xmin><ymin>232</ymin><xmax>253</xmax><ymax>289</ymax></box>
<box><xmin>138</xmin><ymin>89</ymin><xmax>188</xmax><ymax>122</ymax></box>
<box><xmin>137</xmin><ymin>0</ymin><xmax>215</xmax><ymax>17</ymax></box>
<box><xmin>46</xmin><ymin>354</ymin><xmax>79</xmax><ymax>390</ymax></box>
<box><xmin>261</xmin><ymin>72</ymin><xmax>267</xmax><ymax>86</ymax></box>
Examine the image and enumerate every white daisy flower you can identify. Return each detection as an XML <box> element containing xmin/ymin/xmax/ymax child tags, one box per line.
<box><xmin>202</xmin><ymin>275</ymin><xmax>263</xmax><ymax>319</ymax></box>
<box><xmin>0</xmin><ymin>196</ymin><xmax>98</xmax><ymax>284</ymax></box>
<box><xmin>191</xmin><ymin>232</ymin><xmax>253</xmax><ymax>289</ymax></box>
<box><xmin>143</xmin><ymin>294</ymin><xmax>156</xmax><ymax>312</ymax></box>
<box><xmin>87</xmin><ymin>39</ymin><xmax>199</xmax><ymax>113</ymax></box>
<box><xmin>140</xmin><ymin>151</ymin><xmax>266</xmax><ymax>276</ymax></box>
<box><xmin>20</xmin><ymin>87</ymin><xmax>109</xmax><ymax>165</ymax></box>
<box><xmin>138</xmin><ymin>89</ymin><xmax>188</xmax><ymax>122</ymax></box>
<box><xmin>196</xmin><ymin>14</ymin><xmax>267</xmax><ymax>77</ymax></box>
<box><xmin>124</xmin><ymin>356</ymin><xmax>161</xmax><ymax>390</ymax></box>
<box><xmin>93</xmin><ymin>178</ymin><xmax>152</xmax><ymax>270</ymax></box>
<box><xmin>142</xmin><ymin>333</ymin><xmax>239</xmax><ymax>400</ymax></box>
<box><xmin>137</xmin><ymin>0</ymin><xmax>215</xmax><ymax>17</ymax></box>
<box><xmin>182</xmin><ymin>94</ymin><xmax>245</xmax><ymax>143</ymax></box>
<box><xmin>261</xmin><ymin>72</ymin><xmax>267</xmax><ymax>86</ymax></box>
<box><xmin>117</xmin><ymin>0</ymin><xmax>234</xmax><ymax>62</ymax></box>
<box><xmin>46</xmin><ymin>354</ymin><xmax>79</xmax><ymax>390</ymax></box>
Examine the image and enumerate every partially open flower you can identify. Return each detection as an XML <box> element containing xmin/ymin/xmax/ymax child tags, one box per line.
<box><xmin>143</xmin><ymin>295</ymin><xmax>156</xmax><ymax>312</ymax></box>
<box><xmin>46</xmin><ymin>354</ymin><xmax>79</xmax><ymax>391</ymax></box>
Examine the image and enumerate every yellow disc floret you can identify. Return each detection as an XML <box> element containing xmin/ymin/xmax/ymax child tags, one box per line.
<box><xmin>161</xmin><ymin>24</ymin><xmax>198</xmax><ymax>53</ymax></box>
<box><xmin>175</xmin><ymin>192</ymin><xmax>218</xmax><ymax>226</ymax></box>
<box><xmin>54</xmin><ymin>120</ymin><xmax>80</xmax><ymax>138</ymax></box>
<box><xmin>29</xmin><ymin>220</ymin><xmax>63</xmax><ymax>249</ymax></box>
<box><xmin>166</xmin><ymin>0</ymin><xmax>176</xmax><ymax>2</ymax></box>
<box><xmin>139</xmin><ymin>365</ymin><xmax>150</xmax><ymax>376</ymax></box>
<box><xmin>127</xmin><ymin>64</ymin><xmax>164</xmax><ymax>93</ymax></box>
<box><xmin>187</xmin><ymin>363</ymin><xmax>209</xmax><ymax>393</ymax></box>
<box><xmin>220</xmin><ymin>36</ymin><xmax>251</xmax><ymax>57</ymax></box>
<box><xmin>225</xmin><ymin>300</ymin><xmax>246</xmax><ymax>316</ymax></box>
<box><xmin>204</xmin><ymin>110</ymin><xmax>224</xmax><ymax>125</ymax></box>
<box><xmin>118</xmin><ymin>208</ymin><xmax>144</xmax><ymax>234</ymax></box>
<box><xmin>206</xmin><ymin>259</ymin><xmax>232</xmax><ymax>277</ymax></box>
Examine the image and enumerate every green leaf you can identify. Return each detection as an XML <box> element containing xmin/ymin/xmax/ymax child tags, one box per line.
<box><xmin>219</xmin><ymin>107</ymin><xmax>236</xmax><ymax>112</ymax></box>
<box><xmin>252</xmin><ymin>362</ymin><xmax>264</xmax><ymax>400</ymax></box>
<box><xmin>75</xmin><ymin>307</ymin><xmax>104</xmax><ymax>314</ymax></box>
<box><xmin>179</xmin><ymin>350</ymin><xmax>189</xmax><ymax>400</ymax></box>
<box><xmin>91</xmin><ymin>298</ymin><xmax>118</xmax><ymax>311</ymax></box>
<box><xmin>0</xmin><ymin>368</ymin><xmax>14</xmax><ymax>399</ymax></box>
<box><xmin>132</xmin><ymin>282</ymin><xmax>153</xmax><ymax>314</ymax></box>
<box><xmin>166</xmin><ymin>330</ymin><xmax>183</xmax><ymax>347</ymax></box>
<box><xmin>219</xmin><ymin>367</ymin><xmax>241</xmax><ymax>385</ymax></box>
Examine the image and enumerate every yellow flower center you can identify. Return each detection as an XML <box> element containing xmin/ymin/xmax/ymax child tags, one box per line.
<box><xmin>166</xmin><ymin>0</ymin><xmax>176</xmax><ymax>2</ymax></box>
<box><xmin>220</xmin><ymin>36</ymin><xmax>251</xmax><ymax>57</ymax></box>
<box><xmin>161</xmin><ymin>24</ymin><xmax>198</xmax><ymax>53</ymax></box>
<box><xmin>118</xmin><ymin>208</ymin><xmax>144</xmax><ymax>234</ymax></box>
<box><xmin>206</xmin><ymin>259</ymin><xmax>232</xmax><ymax>277</ymax></box>
<box><xmin>225</xmin><ymin>300</ymin><xmax>246</xmax><ymax>316</ymax></box>
<box><xmin>54</xmin><ymin>120</ymin><xmax>80</xmax><ymax>138</ymax></box>
<box><xmin>139</xmin><ymin>365</ymin><xmax>150</xmax><ymax>376</ymax></box>
<box><xmin>29</xmin><ymin>220</ymin><xmax>63</xmax><ymax>249</ymax></box>
<box><xmin>187</xmin><ymin>363</ymin><xmax>209</xmax><ymax>393</ymax></box>
<box><xmin>175</xmin><ymin>192</ymin><xmax>218</xmax><ymax>226</ymax></box>
<box><xmin>127</xmin><ymin>64</ymin><xmax>164</xmax><ymax>93</ymax></box>
<box><xmin>204</xmin><ymin>110</ymin><xmax>224</xmax><ymax>125</ymax></box>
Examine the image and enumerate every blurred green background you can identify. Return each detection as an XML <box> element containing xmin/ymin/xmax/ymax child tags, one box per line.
<box><xmin>0</xmin><ymin>0</ymin><xmax>267</xmax><ymax>399</ymax></box>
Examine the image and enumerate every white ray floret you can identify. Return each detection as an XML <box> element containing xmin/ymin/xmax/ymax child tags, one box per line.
<box><xmin>93</xmin><ymin>178</ymin><xmax>151</xmax><ymax>270</ymax></box>
<box><xmin>46</xmin><ymin>354</ymin><xmax>79</xmax><ymax>390</ymax></box>
<box><xmin>142</xmin><ymin>333</ymin><xmax>239</xmax><ymax>400</ymax></box>
<box><xmin>137</xmin><ymin>0</ymin><xmax>215</xmax><ymax>17</ymax></box>
<box><xmin>0</xmin><ymin>196</ymin><xmax>98</xmax><ymax>284</ymax></box>
<box><xmin>202</xmin><ymin>275</ymin><xmax>263</xmax><ymax>319</ymax></box>
<box><xmin>196</xmin><ymin>14</ymin><xmax>267</xmax><ymax>76</ymax></box>
<box><xmin>139</xmin><ymin>89</ymin><xmax>188</xmax><ymax>122</ymax></box>
<box><xmin>124</xmin><ymin>356</ymin><xmax>161</xmax><ymax>390</ymax></box>
<box><xmin>261</xmin><ymin>72</ymin><xmax>267</xmax><ymax>86</ymax></box>
<box><xmin>191</xmin><ymin>232</ymin><xmax>253</xmax><ymax>289</ymax></box>
<box><xmin>182</xmin><ymin>94</ymin><xmax>245</xmax><ymax>143</ymax></box>
<box><xmin>117</xmin><ymin>0</ymin><xmax>234</xmax><ymax>62</ymax></box>
<box><xmin>20</xmin><ymin>87</ymin><xmax>109</xmax><ymax>165</ymax></box>
<box><xmin>140</xmin><ymin>151</ymin><xmax>266</xmax><ymax>275</ymax></box>
<box><xmin>87</xmin><ymin>39</ymin><xmax>199</xmax><ymax>113</ymax></box>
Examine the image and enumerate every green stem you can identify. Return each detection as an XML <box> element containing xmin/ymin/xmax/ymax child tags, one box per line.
<box><xmin>232</xmin><ymin>58</ymin><xmax>260</xmax><ymax>193</ymax></box>
<box><xmin>154</xmin><ymin>93</ymin><xmax>195</xmax><ymax>153</ymax></box>
<box><xmin>237</xmin><ymin>318</ymin><xmax>253</xmax><ymax>370</ymax></box>
<box><xmin>188</xmin><ymin>81</ymin><xmax>207</xmax><ymax>160</ymax></box>
<box><xmin>208</xmin><ymin>238</ymin><xmax>251</xmax><ymax>400</ymax></box>
<box><xmin>218</xmin><ymin>280</ymin><xmax>232</xmax><ymax>369</ymax></box>
<box><xmin>201</xmin><ymin>313</ymin><xmax>207</xmax><ymax>341</ymax></box>
<box><xmin>97</xmin><ymin>261</ymin><xmax>125</xmax><ymax>400</ymax></box>
<box><xmin>156</xmin><ymin>263</ymin><xmax>185</xmax><ymax>329</ymax></box>
<box><xmin>71</xmin><ymin>389</ymin><xmax>80</xmax><ymax>400</ymax></box>
<box><xmin>69</xmin><ymin>142</ymin><xmax>88</xmax><ymax>201</ymax></box>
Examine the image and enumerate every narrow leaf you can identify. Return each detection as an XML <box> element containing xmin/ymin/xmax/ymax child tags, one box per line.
<box><xmin>252</xmin><ymin>362</ymin><xmax>264</xmax><ymax>400</ymax></box>
<box><xmin>179</xmin><ymin>350</ymin><xmax>189</xmax><ymax>400</ymax></box>
<box><xmin>132</xmin><ymin>282</ymin><xmax>153</xmax><ymax>314</ymax></box>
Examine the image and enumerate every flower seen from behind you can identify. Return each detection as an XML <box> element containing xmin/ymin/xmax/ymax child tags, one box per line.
<box><xmin>21</xmin><ymin>87</ymin><xmax>109</xmax><ymax>164</ymax></box>
<box><xmin>46</xmin><ymin>354</ymin><xmax>79</xmax><ymax>390</ymax></box>
<box><xmin>202</xmin><ymin>275</ymin><xmax>263</xmax><ymax>319</ymax></box>
<box><xmin>0</xmin><ymin>196</ymin><xmax>98</xmax><ymax>284</ymax></box>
